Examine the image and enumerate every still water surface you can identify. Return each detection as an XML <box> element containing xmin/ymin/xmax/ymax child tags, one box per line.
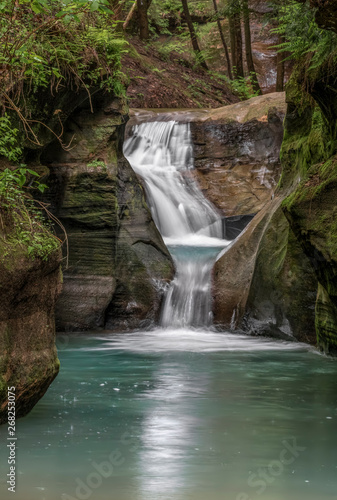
<box><xmin>1</xmin><ymin>329</ymin><xmax>337</xmax><ymax>500</ymax></box>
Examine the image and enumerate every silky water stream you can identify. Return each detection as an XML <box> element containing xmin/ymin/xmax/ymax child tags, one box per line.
<box><xmin>1</xmin><ymin>120</ymin><xmax>336</xmax><ymax>500</ymax></box>
<box><xmin>123</xmin><ymin>120</ymin><xmax>231</xmax><ymax>328</ymax></box>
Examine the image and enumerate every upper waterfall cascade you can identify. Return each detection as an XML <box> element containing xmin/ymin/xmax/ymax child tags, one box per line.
<box><xmin>124</xmin><ymin>120</ymin><xmax>230</xmax><ymax>327</ymax></box>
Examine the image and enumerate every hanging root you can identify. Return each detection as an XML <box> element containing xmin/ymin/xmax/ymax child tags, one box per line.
<box><xmin>35</xmin><ymin>200</ymin><xmax>69</xmax><ymax>269</ymax></box>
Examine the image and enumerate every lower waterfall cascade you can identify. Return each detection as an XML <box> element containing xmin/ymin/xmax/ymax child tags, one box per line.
<box><xmin>123</xmin><ymin>120</ymin><xmax>230</xmax><ymax>328</ymax></box>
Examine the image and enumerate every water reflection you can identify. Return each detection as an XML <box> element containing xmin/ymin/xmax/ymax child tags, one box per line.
<box><xmin>138</xmin><ymin>365</ymin><xmax>197</xmax><ymax>498</ymax></box>
<box><xmin>0</xmin><ymin>333</ymin><xmax>336</xmax><ymax>500</ymax></box>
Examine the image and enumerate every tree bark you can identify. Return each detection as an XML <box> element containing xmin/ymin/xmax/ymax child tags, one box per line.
<box><xmin>234</xmin><ymin>11</ymin><xmax>244</xmax><ymax>78</ymax></box>
<box><xmin>276</xmin><ymin>35</ymin><xmax>285</xmax><ymax>92</ymax></box>
<box><xmin>242</xmin><ymin>0</ymin><xmax>261</xmax><ymax>94</ymax></box>
<box><xmin>229</xmin><ymin>15</ymin><xmax>237</xmax><ymax>72</ymax></box>
<box><xmin>123</xmin><ymin>0</ymin><xmax>137</xmax><ymax>31</ymax></box>
<box><xmin>181</xmin><ymin>0</ymin><xmax>208</xmax><ymax>70</ymax></box>
<box><xmin>212</xmin><ymin>0</ymin><xmax>233</xmax><ymax>79</ymax></box>
<box><xmin>137</xmin><ymin>0</ymin><xmax>149</xmax><ymax>40</ymax></box>
<box><xmin>228</xmin><ymin>1</ymin><xmax>244</xmax><ymax>78</ymax></box>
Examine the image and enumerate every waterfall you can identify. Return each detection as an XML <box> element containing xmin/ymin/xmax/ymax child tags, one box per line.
<box><xmin>124</xmin><ymin>120</ymin><xmax>230</xmax><ymax>328</ymax></box>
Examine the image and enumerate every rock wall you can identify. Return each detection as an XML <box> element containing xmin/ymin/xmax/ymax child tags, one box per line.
<box><xmin>275</xmin><ymin>2</ymin><xmax>337</xmax><ymax>354</ymax></box>
<box><xmin>209</xmin><ymin>92</ymin><xmax>320</xmax><ymax>344</ymax></box>
<box><xmin>213</xmin><ymin>198</ymin><xmax>282</xmax><ymax>327</ymax></box>
<box><xmin>190</xmin><ymin>93</ymin><xmax>286</xmax><ymax>216</ymax></box>
<box><xmin>0</xmin><ymin>234</ymin><xmax>61</xmax><ymax>423</ymax></box>
<box><xmin>42</xmin><ymin>93</ymin><xmax>173</xmax><ymax>331</ymax></box>
<box><xmin>238</xmin><ymin>1</ymin><xmax>337</xmax><ymax>354</ymax></box>
<box><xmin>282</xmin><ymin>115</ymin><xmax>337</xmax><ymax>353</ymax></box>
<box><xmin>243</xmin><ymin>207</ymin><xmax>317</xmax><ymax>343</ymax></box>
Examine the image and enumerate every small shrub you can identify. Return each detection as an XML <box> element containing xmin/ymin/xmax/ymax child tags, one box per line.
<box><xmin>0</xmin><ymin>115</ymin><xmax>23</xmax><ymax>162</ymax></box>
<box><xmin>0</xmin><ymin>166</ymin><xmax>60</xmax><ymax>261</ymax></box>
<box><xmin>87</xmin><ymin>159</ymin><xmax>106</xmax><ymax>170</ymax></box>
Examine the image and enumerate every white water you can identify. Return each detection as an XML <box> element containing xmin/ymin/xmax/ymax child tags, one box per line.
<box><xmin>123</xmin><ymin>121</ymin><xmax>230</xmax><ymax>328</ymax></box>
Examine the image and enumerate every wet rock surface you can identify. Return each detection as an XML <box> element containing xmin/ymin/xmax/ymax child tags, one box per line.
<box><xmin>190</xmin><ymin>97</ymin><xmax>285</xmax><ymax>216</ymax></box>
<box><xmin>43</xmin><ymin>94</ymin><xmax>173</xmax><ymax>332</ymax></box>
<box><xmin>130</xmin><ymin>93</ymin><xmax>314</xmax><ymax>342</ymax></box>
<box><xmin>213</xmin><ymin>199</ymin><xmax>281</xmax><ymax>329</ymax></box>
<box><xmin>243</xmin><ymin>207</ymin><xmax>317</xmax><ymax>343</ymax></box>
<box><xmin>129</xmin><ymin>93</ymin><xmax>286</xmax><ymax>217</ymax></box>
<box><xmin>0</xmin><ymin>244</ymin><xmax>61</xmax><ymax>423</ymax></box>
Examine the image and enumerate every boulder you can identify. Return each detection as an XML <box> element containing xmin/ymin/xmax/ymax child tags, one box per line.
<box><xmin>190</xmin><ymin>94</ymin><xmax>286</xmax><ymax>216</ymax></box>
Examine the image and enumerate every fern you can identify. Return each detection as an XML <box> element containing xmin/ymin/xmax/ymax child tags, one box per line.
<box><xmin>272</xmin><ymin>0</ymin><xmax>337</xmax><ymax>73</ymax></box>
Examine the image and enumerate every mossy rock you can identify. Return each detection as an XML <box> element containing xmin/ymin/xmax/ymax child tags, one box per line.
<box><xmin>315</xmin><ymin>283</ymin><xmax>337</xmax><ymax>355</ymax></box>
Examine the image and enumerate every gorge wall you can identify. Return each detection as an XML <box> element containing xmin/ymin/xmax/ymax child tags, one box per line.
<box><xmin>210</xmin><ymin>3</ymin><xmax>337</xmax><ymax>355</ymax></box>
<box><xmin>0</xmin><ymin>215</ymin><xmax>61</xmax><ymax>423</ymax></box>
<box><xmin>42</xmin><ymin>92</ymin><xmax>173</xmax><ymax>332</ymax></box>
<box><xmin>272</xmin><ymin>1</ymin><xmax>337</xmax><ymax>354</ymax></box>
<box><xmin>279</xmin><ymin>70</ymin><xmax>337</xmax><ymax>355</ymax></box>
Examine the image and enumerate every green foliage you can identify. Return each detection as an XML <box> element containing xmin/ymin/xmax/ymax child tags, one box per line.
<box><xmin>194</xmin><ymin>22</ymin><xmax>218</xmax><ymax>65</ymax></box>
<box><xmin>147</xmin><ymin>1</ymin><xmax>235</xmax><ymax>77</ymax></box>
<box><xmin>87</xmin><ymin>159</ymin><xmax>106</xmax><ymax>170</ymax></box>
<box><xmin>0</xmin><ymin>0</ymin><xmax>128</xmax><ymax>112</ymax></box>
<box><xmin>13</xmin><ymin>224</ymin><xmax>59</xmax><ymax>260</ymax></box>
<box><xmin>230</xmin><ymin>75</ymin><xmax>260</xmax><ymax>100</ymax></box>
<box><xmin>155</xmin><ymin>38</ymin><xmax>186</xmax><ymax>61</ymax></box>
<box><xmin>148</xmin><ymin>0</ymin><xmax>182</xmax><ymax>36</ymax></box>
<box><xmin>0</xmin><ymin>115</ymin><xmax>23</xmax><ymax>162</ymax></box>
<box><xmin>215</xmin><ymin>71</ymin><xmax>259</xmax><ymax>100</ymax></box>
<box><xmin>272</xmin><ymin>1</ymin><xmax>337</xmax><ymax>72</ymax></box>
<box><xmin>0</xmin><ymin>167</ymin><xmax>47</xmax><ymax>205</ymax></box>
<box><xmin>0</xmin><ymin>166</ymin><xmax>59</xmax><ymax>261</ymax></box>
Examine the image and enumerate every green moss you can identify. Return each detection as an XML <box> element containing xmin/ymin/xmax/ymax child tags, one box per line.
<box><xmin>23</xmin><ymin>354</ymin><xmax>60</xmax><ymax>389</ymax></box>
<box><xmin>279</xmin><ymin>104</ymin><xmax>327</xmax><ymax>190</ymax></box>
<box><xmin>315</xmin><ymin>284</ymin><xmax>337</xmax><ymax>355</ymax></box>
<box><xmin>279</xmin><ymin>59</ymin><xmax>337</xmax><ymax>354</ymax></box>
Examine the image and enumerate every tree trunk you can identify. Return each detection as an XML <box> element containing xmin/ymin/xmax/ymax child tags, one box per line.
<box><xmin>229</xmin><ymin>15</ymin><xmax>237</xmax><ymax>71</ymax></box>
<box><xmin>228</xmin><ymin>1</ymin><xmax>244</xmax><ymax>78</ymax></box>
<box><xmin>276</xmin><ymin>35</ymin><xmax>285</xmax><ymax>92</ymax></box>
<box><xmin>234</xmin><ymin>12</ymin><xmax>244</xmax><ymax>78</ymax></box>
<box><xmin>137</xmin><ymin>0</ymin><xmax>149</xmax><ymax>40</ymax></box>
<box><xmin>242</xmin><ymin>0</ymin><xmax>262</xmax><ymax>94</ymax></box>
<box><xmin>212</xmin><ymin>0</ymin><xmax>233</xmax><ymax>79</ymax></box>
<box><xmin>123</xmin><ymin>0</ymin><xmax>137</xmax><ymax>31</ymax></box>
<box><xmin>181</xmin><ymin>0</ymin><xmax>208</xmax><ymax>70</ymax></box>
